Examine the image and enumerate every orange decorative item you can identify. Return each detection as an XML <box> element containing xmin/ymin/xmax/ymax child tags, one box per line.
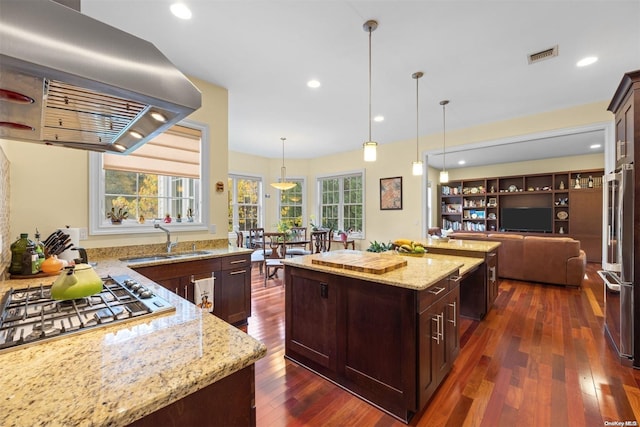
<box><xmin>41</xmin><ymin>255</ymin><xmax>64</xmax><ymax>275</ymax></box>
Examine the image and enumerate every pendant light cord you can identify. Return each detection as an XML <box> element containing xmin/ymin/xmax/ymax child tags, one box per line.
<box><xmin>416</xmin><ymin>76</ymin><xmax>419</xmax><ymax>161</ymax></box>
<box><xmin>368</xmin><ymin>25</ymin><xmax>372</xmax><ymax>142</ymax></box>
<box><xmin>280</xmin><ymin>137</ymin><xmax>286</xmax><ymax>180</ymax></box>
<box><xmin>440</xmin><ymin>100</ymin><xmax>449</xmax><ymax>172</ymax></box>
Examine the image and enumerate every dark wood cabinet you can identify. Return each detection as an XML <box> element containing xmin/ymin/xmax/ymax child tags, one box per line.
<box><xmin>130</xmin><ymin>365</ymin><xmax>256</xmax><ymax>427</ymax></box>
<box><xmin>285</xmin><ymin>266</ymin><xmax>459</xmax><ymax>422</ymax></box>
<box><xmin>416</xmin><ymin>277</ymin><xmax>459</xmax><ymax>410</ymax></box>
<box><xmin>286</xmin><ymin>268</ymin><xmax>337</xmax><ymax>370</ymax></box>
<box><xmin>133</xmin><ymin>254</ymin><xmax>251</xmax><ymax>326</ymax></box>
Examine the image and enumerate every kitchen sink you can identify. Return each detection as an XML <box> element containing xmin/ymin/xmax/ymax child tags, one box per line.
<box><xmin>121</xmin><ymin>250</ymin><xmax>214</xmax><ymax>263</ymax></box>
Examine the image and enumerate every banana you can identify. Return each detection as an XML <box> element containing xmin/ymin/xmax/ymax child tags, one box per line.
<box><xmin>393</xmin><ymin>239</ymin><xmax>412</xmax><ymax>247</ymax></box>
<box><xmin>400</xmin><ymin>244</ymin><xmax>413</xmax><ymax>252</ymax></box>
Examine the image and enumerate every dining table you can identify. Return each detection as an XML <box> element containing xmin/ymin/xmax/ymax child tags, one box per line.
<box><xmin>261</xmin><ymin>232</ymin><xmax>312</xmax><ymax>253</ymax></box>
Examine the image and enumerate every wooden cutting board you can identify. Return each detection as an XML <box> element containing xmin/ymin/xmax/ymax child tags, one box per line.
<box><xmin>311</xmin><ymin>252</ymin><xmax>407</xmax><ymax>274</ymax></box>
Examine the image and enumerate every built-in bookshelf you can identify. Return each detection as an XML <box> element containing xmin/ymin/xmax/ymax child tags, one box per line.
<box><xmin>439</xmin><ymin>169</ymin><xmax>604</xmax><ymax>261</ymax></box>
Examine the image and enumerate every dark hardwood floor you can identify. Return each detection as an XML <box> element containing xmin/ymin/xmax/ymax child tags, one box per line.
<box><xmin>246</xmin><ymin>263</ymin><xmax>640</xmax><ymax>426</ymax></box>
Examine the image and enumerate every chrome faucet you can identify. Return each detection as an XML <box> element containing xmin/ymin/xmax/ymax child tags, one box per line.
<box><xmin>154</xmin><ymin>223</ymin><xmax>178</xmax><ymax>253</ymax></box>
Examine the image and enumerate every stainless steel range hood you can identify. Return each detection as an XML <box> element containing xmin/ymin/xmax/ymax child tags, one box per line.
<box><xmin>0</xmin><ymin>0</ymin><xmax>201</xmax><ymax>154</ymax></box>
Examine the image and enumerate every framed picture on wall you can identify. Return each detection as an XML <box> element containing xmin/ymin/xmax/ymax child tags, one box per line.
<box><xmin>380</xmin><ymin>176</ymin><xmax>403</xmax><ymax>210</ymax></box>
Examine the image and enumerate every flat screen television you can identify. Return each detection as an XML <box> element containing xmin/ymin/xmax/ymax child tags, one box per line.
<box><xmin>500</xmin><ymin>207</ymin><xmax>553</xmax><ymax>233</ymax></box>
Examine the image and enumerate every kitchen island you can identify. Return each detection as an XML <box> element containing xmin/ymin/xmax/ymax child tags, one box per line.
<box><xmin>0</xmin><ymin>248</ymin><xmax>267</xmax><ymax>427</ymax></box>
<box><xmin>418</xmin><ymin>238</ymin><xmax>501</xmax><ymax>319</ymax></box>
<box><xmin>282</xmin><ymin>250</ymin><xmax>473</xmax><ymax>423</ymax></box>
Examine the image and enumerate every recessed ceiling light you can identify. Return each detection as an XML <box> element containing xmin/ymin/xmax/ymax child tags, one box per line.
<box><xmin>307</xmin><ymin>80</ymin><xmax>321</xmax><ymax>88</ymax></box>
<box><xmin>170</xmin><ymin>3</ymin><xmax>192</xmax><ymax>20</ymax></box>
<box><xmin>576</xmin><ymin>56</ymin><xmax>598</xmax><ymax>67</ymax></box>
<box><xmin>590</xmin><ymin>143</ymin><xmax>602</xmax><ymax>149</ymax></box>
<box><xmin>373</xmin><ymin>115</ymin><xmax>384</xmax><ymax>122</ymax></box>
<box><xmin>458</xmin><ymin>160</ymin><xmax>466</xmax><ymax>165</ymax></box>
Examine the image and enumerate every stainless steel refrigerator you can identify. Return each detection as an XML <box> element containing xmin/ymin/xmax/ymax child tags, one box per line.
<box><xmin>600</xmin><ymin>164</ymin><xmax>634</xmax><ymax>363</ymax></box>
<box><xmin>600</xmin><ymin>69</ymin><xmax>639</xmax><ymax>367</ymax></box>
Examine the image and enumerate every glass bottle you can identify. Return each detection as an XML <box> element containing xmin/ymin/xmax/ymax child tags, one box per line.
<box><xmin>34</xmin><ymin>229</ymin><xmax>46</xmax><ymax>271</ymax></box>
<box><xmin>22</xmin><ymin>244</ymin><xmax>38</xmax><ymax>275</ymax></box>
<box><xmin>9</xmin><ymin>233</ymin><xmax>30</xmax><ymax>275</ymax></box>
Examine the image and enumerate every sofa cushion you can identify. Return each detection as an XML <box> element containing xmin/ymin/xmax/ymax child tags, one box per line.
<box><xmin>522</xmin><ymin>236</ymin><xmax>582</xmax><ymax>286</ymax></box>
<box><xmin>486</xmin><ymin>234</ymin><xmax>525</xmax><ymax>280</ymax></box>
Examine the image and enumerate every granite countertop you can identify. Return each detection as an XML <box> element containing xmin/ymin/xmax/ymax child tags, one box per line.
<box><xmin>116</xmin><ymin>246</ymin><xmax>253</xmax><ymax>268</ymax></box>
<box><xmin>0</xmin><ymin>247</ymin><xmax>266</xmax><ymax>427</ymax></box>
<box><xmin>420</xmin><ymin>237</ymin><xmax>501</xmax><ymax>253</ymax></box>
<box><xmin>282</xmin><ymin>250</ymin><xmax>466</xmax><ymax>291</ymax></box>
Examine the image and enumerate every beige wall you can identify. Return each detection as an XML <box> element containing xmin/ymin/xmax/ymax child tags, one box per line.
<box><xmin>1</xmin><ymin>79</ymin><xmax>611</xmax><ymax>255</ymax></box>
<box><xmin>230</xmin><ymin>101</ymin><xmax>610</xmax><ymax>247</ymax></box>
<box><xmin>1</xmin><ymin>76</ymin><xmax>229</xmax><ymax>250</ymax></box>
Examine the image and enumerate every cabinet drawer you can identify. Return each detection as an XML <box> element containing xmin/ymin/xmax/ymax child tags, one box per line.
<box><xmin>418</xmin><ymin>277</ymin><xmax>450</xmax><ymax>313</ymax></box>
<box><xmin>221</xmin><ymin>254</ymin><xmax>251</xmax><ymax>270</ymax></box>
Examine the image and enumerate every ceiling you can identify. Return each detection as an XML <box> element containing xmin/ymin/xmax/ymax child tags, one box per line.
<box><xmin>80</xmin><ymin>0</ymin><xmax>640</xmax><ymax>167</ymax></box>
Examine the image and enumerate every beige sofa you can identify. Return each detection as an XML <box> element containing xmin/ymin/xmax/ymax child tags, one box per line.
<box><xmin>449</xmin><ymin>232</ymin><xmax>586</xmax><ymax>287</ymax></box>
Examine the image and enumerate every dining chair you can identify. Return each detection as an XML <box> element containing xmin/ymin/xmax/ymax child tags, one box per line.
<box><xmin>311</xmin><ymin>228</ymin><xmax>332</xmax><ymax>253</ymax></box>
<box><xmin>248</xmin><ymin>228</ymin><xmax>270</xmax><ymax>275</ymax></box>
<box><xmin>287</xmin><ymin>226</ymin><xmax>312</xmax><ymax>257</ymax></box>
<box><xmin>235</xmin><ymin>230</ymin><xmax>244</xmax><ymax>248</ymax></box>
<box><xmin>264</xmin><ymin>232</ymin><xmax>286</xmax><ymax>287</ymax></box>
<box><xmin>248</xmin><ymin>228</ymin><xmax>265</xmax><ymax>249</ymax></box>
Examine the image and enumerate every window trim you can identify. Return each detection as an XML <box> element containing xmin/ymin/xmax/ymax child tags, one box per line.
<box><xmin>88</xmin><ymin>119</ymin><xmax>210</xmax><ymax>235</ymax></box>
<box><xmin>228</xmin><ymin>172</ymin><xmax>265</xmax><ymax>237</ymax></box>
<box><xmin>277</xmin><ymin>177</ymin><xmax>306</xmax><ymax>226</ymax></box>
<box><xmin>316</xmin><ymin>169</ymin><xmax>366</xmax><ymax>239</ymax></box>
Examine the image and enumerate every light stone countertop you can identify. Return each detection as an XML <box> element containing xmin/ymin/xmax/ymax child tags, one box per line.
<box><xmin>0</xmin><ymin>247</ymin><xmax>266</xmax><ymax>427</ymax></box>
<box><xmin>418</xmin><ymin>237</ymin><xmax>501</xmax><ymax>253</ymax></box>
<box><xmin>282</xmin><ymin>250</ymin><xmax>475</xmax><ymax>291</ymax></box>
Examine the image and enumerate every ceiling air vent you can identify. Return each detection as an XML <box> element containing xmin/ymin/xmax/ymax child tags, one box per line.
<box><xmin>527</xmin><ymin>45</ymin><xmax>559</xmax><ymax>64</ymax></box>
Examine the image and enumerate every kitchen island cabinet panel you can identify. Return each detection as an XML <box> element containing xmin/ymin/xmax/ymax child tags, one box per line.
<box><xmin>284</xmin><ymin>256</ymin><xmax>460</xmax><ymax>423</ymax></box>
<box><xmin>340</xmin><ymin>278</ymin><xmax>417</xmax><ymax>414</ymax></box>
<box><xmin>418</xmin><ymin>281</ymin><xmax>460</xmax><ymax>409</ymax></box>
<box><xmin>286</xmin><ymin>268</ymin><xmax>337</xmax><ymax>370</ymax></box>
<box><xmin>130</xmin><ymin>365</ymin><xmax>256</xmax><ymax>427</ymax></box>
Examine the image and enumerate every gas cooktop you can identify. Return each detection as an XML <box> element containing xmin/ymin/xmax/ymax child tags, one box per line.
<box><xmin>0</xmin><ymin>275</ymin><xmax>175</xmax><ymax>353</ymax></box>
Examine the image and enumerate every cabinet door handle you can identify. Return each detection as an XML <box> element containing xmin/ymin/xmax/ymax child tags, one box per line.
<box><xmin>320</xmin><ymin>282</ymin><xmax>328</xmax><ymax>299</ymax></box>
<box><xmin>229</xmin><ymin>259</ymin><xmax>246</xmax><ymax>264</ymax></box>
<box><xmin>229</xmin><ymin>269</ymin><xmax>247</xmax><ymax>275</ymax></box>
<box><xmin>448</xmin><ymin>302</ymin><xmax>456</xmax><ymax>326</ymax></box>
<box><xmin>184</xmin><ymin>285</ymin><xmax>188</xmax><ymax>300</ymax></box>
<box><xmin>174</xmin><ymin>287</ymin><xmax>179</xmax><ymax>295</ymax></box>
<box><xmin>432</xmin><ymin>314</ymin><xmax>443</xmax><ymax>344</ymax></box>
<box><xmin>428</xmin><ymin>286</ymin><xmax>446</xmax><ymax>295</ymax></box>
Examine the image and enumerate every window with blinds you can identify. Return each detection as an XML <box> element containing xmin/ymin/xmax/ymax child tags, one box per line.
<box><xmin>89</xmin><ymin>121</ymin><xmax>209</xmax><ymax>235</ymax></box>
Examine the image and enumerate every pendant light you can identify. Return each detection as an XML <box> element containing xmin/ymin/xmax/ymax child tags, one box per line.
<box><xmin>439</xmin><ymin>100</ymin><xmax>450</xmax><ymax>183</ymax></box>
<box><xmin>362</xmin><ymin>20</ymin><xmax>378</xmax><ymax>162</ymax></box>
<box><xmin>411</xmin><ymin>71</ymin><xmax>424</xmax><ymax>176</ymax></box>
<box><xmin>271</xmin><ymin>137</ymin><xmax>296</xmax><ymax>191</ymax></box>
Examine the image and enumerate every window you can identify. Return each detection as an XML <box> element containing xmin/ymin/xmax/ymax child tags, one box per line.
<box><xmin>228</xmin><ymin>174</ymin><xmax>263</xmax><ymax>233</ymax></box>
<box><xmin>89</xmin><ymin>120</ymin><xmax>209</xmax><ymax>235</ymax></box>
<box><xmin>317</xmin><ymin>171</ymin><xmax>364</xmax><ymax>238</ymax></box>
<box><xmin>278</xmin><ymin>179</ymin><xmax>305</xmax><ymax>227</ymax></box>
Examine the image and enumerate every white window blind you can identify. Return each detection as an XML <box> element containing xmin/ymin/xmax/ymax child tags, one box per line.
<box><xmin>103</xmin><ymin>125</ymin><xmax>201</xmax><ymax>178</ymax></box>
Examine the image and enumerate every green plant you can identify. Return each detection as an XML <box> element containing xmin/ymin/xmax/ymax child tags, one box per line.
<box><xmin>106</xmin><ymin>207</ymin><xmax>128</xmax><ymax>223</ymax></box>
<box><xmin>366</xmin><ymin>241</ymin><xmax>393</xmax><ymax>253</ymax></box>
